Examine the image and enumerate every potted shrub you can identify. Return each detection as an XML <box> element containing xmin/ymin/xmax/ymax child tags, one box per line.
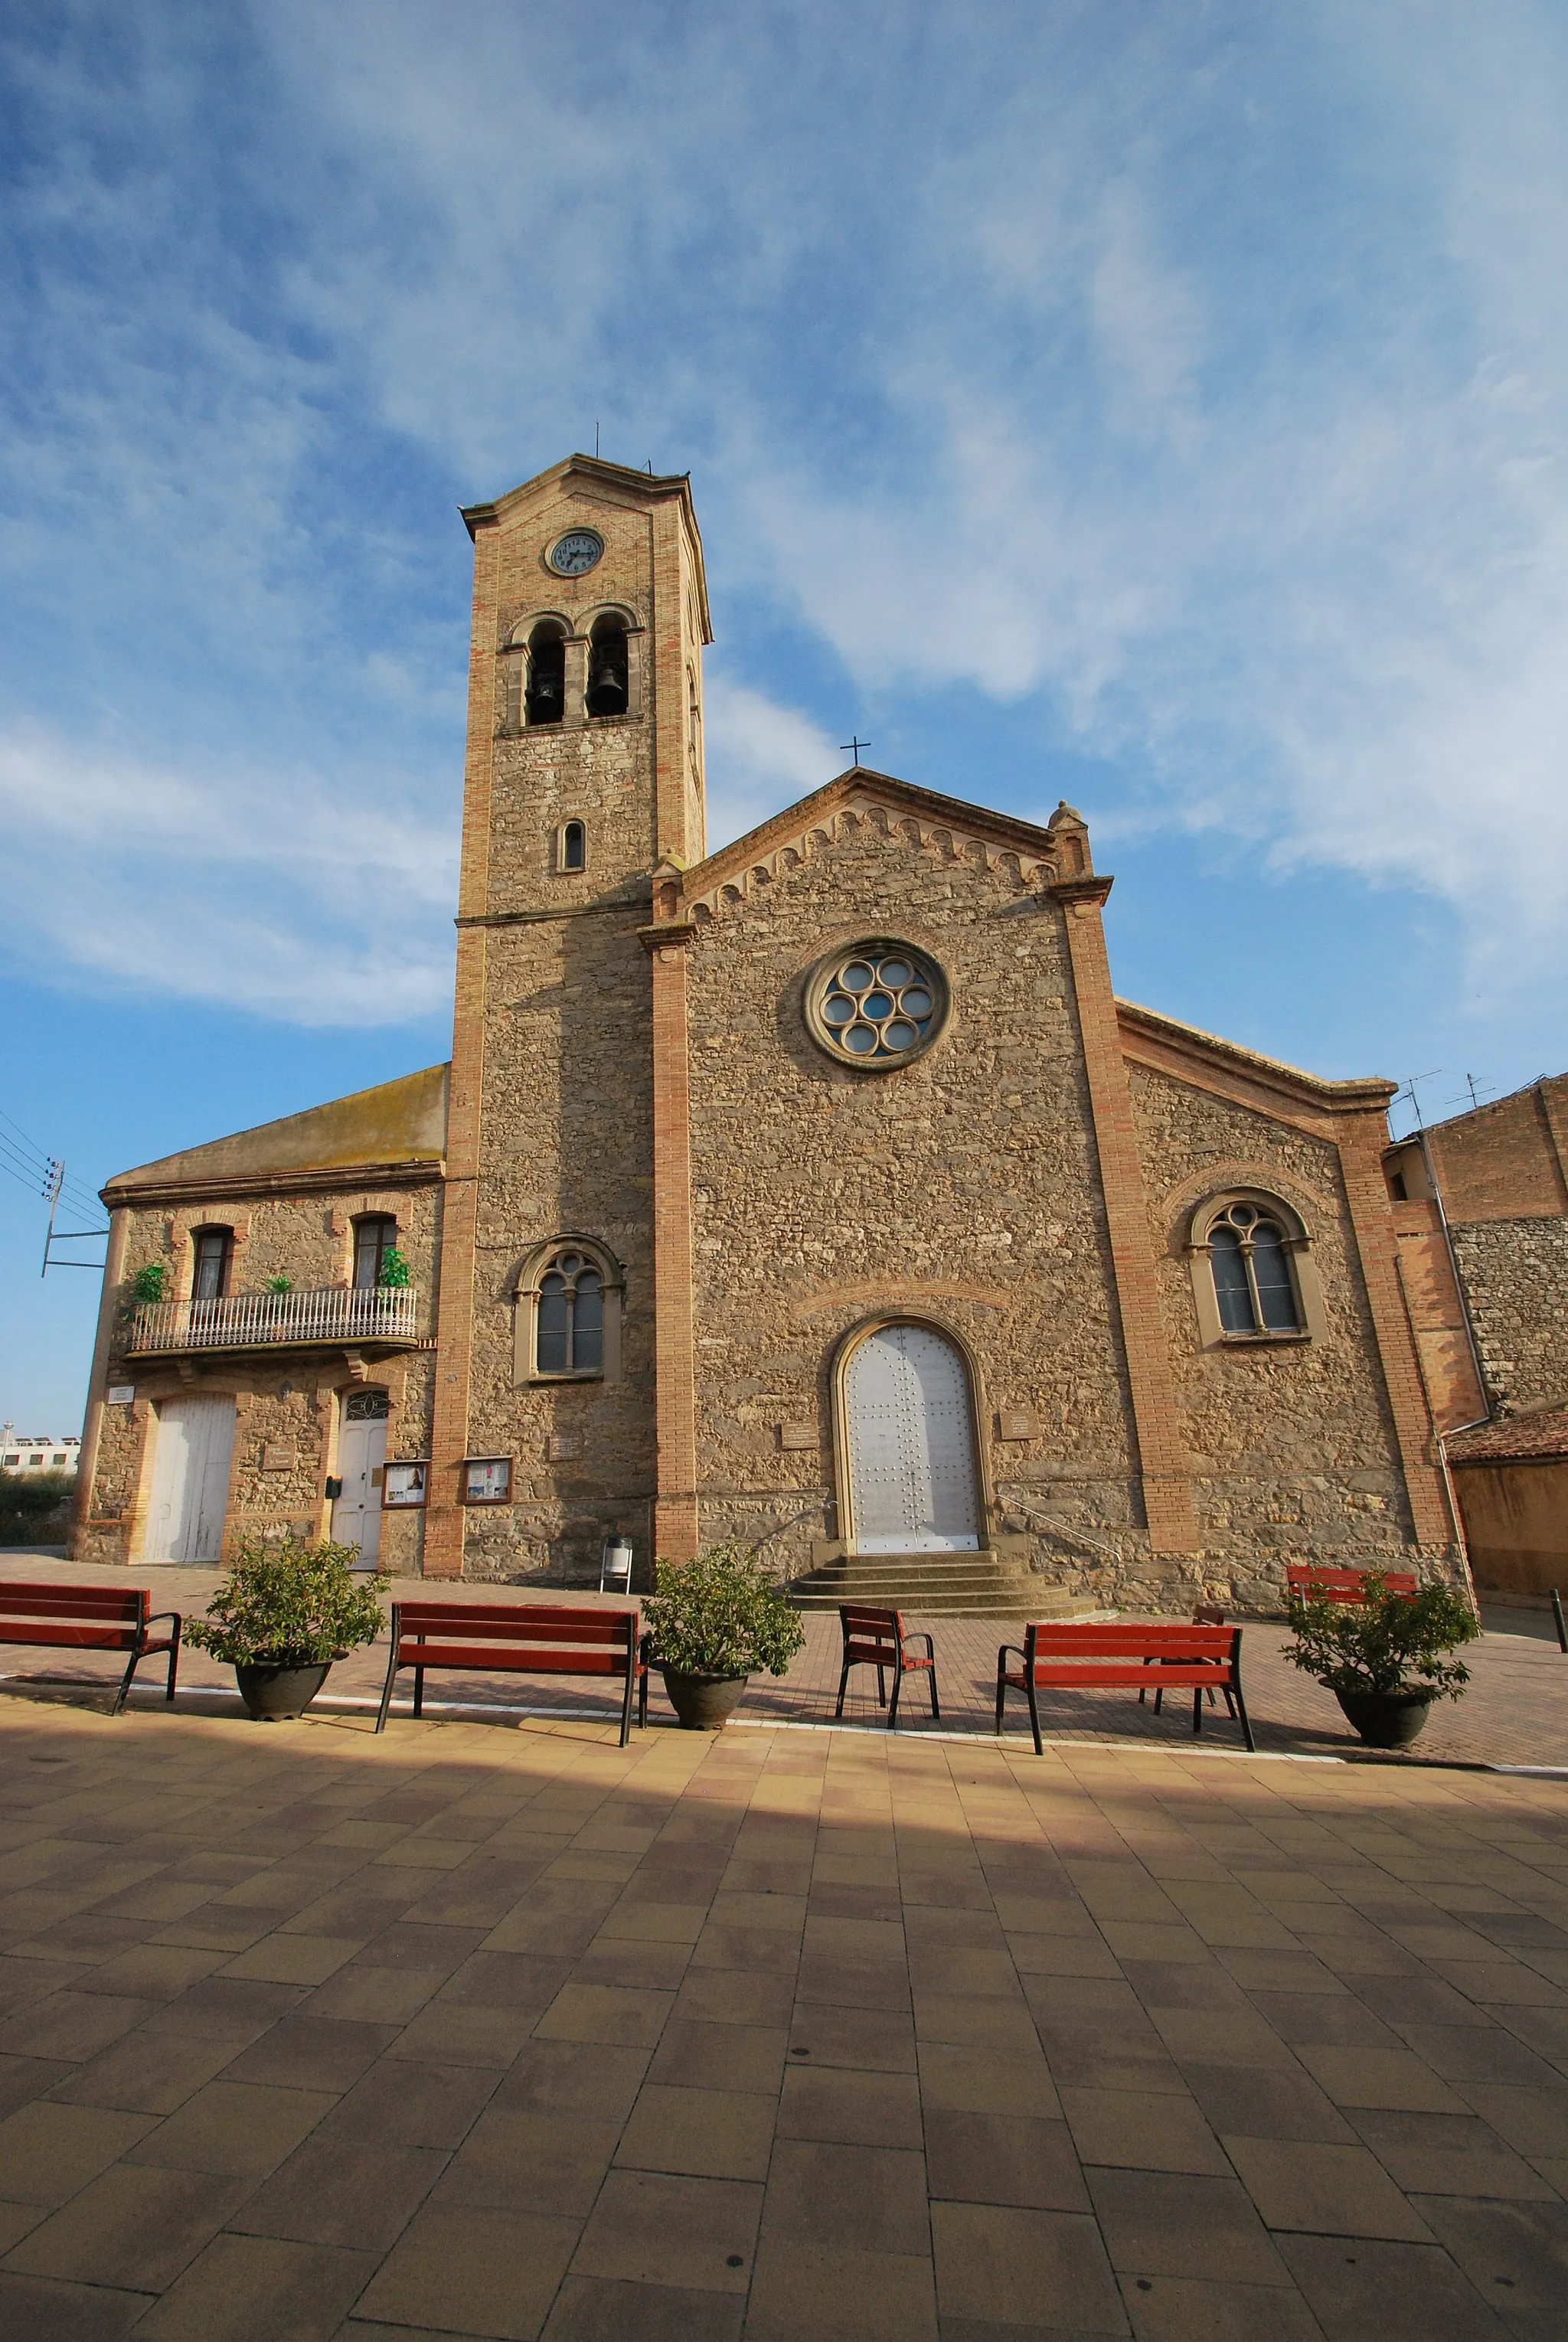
<box><xmin>1284</xmin><ymin>1570</ymin><xmax>1479</xmax><ymax>1749</ymax></box>
<box><xmin>645</xmin><ymin>1538</ymin><xmax>805</xmax><ymax>1730</ymax></box>
<box><xmin>185</xmin><ymin>1536</ymin><xmax>385</xmax><ymax>1720</ymax></box>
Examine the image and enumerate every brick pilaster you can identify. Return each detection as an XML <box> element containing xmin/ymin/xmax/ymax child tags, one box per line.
<box><xmin>1338</xmin><ymin>1119</ymin><xmax>1455</xmax><ymax>1550</ymax></box>
<box><xmin>1053</xmin><ymin>876</ymin><xmax>1199</xmax><ymax>1552</ymax></box>
<box><xmin>423</xmin><ymin>520</ymin><xmax>501</xmax><ymax>1576</ymax></box>
<box><xmin>642</xmin><ymin>923</ymin><xmax>699</xmax><ymax>1563</ymax></box>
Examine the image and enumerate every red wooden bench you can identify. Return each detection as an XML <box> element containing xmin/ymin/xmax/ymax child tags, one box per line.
<box><xmin>995</xmin><ymin>1622</ymin><xmax>1254</xmax><ymax>1754</ymax></box>
<box><xmin>0</xmin><ymin>1582</ymin><xmax>181</xmax><ymax>1715</ymax></box>
<box><xmin>1286</xmin><ymin>1565</ymin><xmax>1418</xmax><ymax>1606</ymax></box>
<box><xmin>374</xmin><ymin>1601</ymin><xmax>648</xmax><ymax>1743</ymax></box>
<box><xmin>835</xmin><ymin>1605</ymin><xmax>939</xmax><ymax>1729</ymax></box>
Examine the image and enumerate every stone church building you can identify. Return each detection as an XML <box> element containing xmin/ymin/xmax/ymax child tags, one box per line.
<box><xmin>73</xmin><ymin>454</ymin><xmax>1472</xmax><ymax>1612</ymax></box>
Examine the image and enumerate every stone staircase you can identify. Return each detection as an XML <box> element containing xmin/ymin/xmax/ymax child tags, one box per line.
<box><xmin>785</xmin><ymin>1548</ymin><xmax>1094</xmax><ymax>1618</ymax></box>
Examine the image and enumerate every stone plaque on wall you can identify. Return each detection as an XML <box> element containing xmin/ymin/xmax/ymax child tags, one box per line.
<box><xmin>547</xmin><ymin>1433</ymin><xmax>583</xmax><ymax>1461</ymax></box>
<box><xmin>996</xmin><ymin>1409</ymin><xmax>1037</xmax><ymax>1442</ymax></box>
<box><xmin>260</xmin><ymin>1444</ymin><xmax>297</xmax><ymax>1472</ymax></box>
<box><xmin>779</xmin><ymin>1423</ymin><xmax>818</xmax><ymax>1451</ymax></box>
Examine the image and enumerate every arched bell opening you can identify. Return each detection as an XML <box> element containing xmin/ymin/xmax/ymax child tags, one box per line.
<box><xmin>585</xmin><ymin>616</ymin><xmax>629</xmax><ymax>718</ymax></box>
<box><xmin>524</xmin><ymin>620</ymin><xmax>567</xmax><ymax>727</ymax></box>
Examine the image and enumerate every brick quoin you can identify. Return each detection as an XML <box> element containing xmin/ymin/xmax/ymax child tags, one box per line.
<box><xmin>644</xmin><ymin>926</ymin><xmax>700</xmax><ymax>1563</ymax></box>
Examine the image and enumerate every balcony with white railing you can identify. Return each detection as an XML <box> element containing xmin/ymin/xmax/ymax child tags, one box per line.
<box><xmin>128</xmin><ymin>1285</ymin><xmax>423</xmax><ymax>1355</ymax></box>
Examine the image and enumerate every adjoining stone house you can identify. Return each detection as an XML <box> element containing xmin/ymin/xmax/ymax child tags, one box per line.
<box><xmin>1384</xmin><ymin>1079</ymin><xmax>1568</xmax><ymax>1595</ymax></box>
<box><xmin>75</xmin><ymin>452</ymin><xmax>1473</xmax><ymax>1611</ymax></box>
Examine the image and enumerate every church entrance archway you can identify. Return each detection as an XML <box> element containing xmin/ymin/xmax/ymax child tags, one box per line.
<box><xmin>840</xmin><ymin>1322</ymin><xmax>982</xmax><ymax>1553</ymax></box>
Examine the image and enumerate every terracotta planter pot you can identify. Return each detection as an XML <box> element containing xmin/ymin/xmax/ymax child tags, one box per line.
<box><xmin>1334</xmin><ymin>1687</ymin><xmax>1436</xmax><ymax>1749</ymax></box>
<box><xmin>235</xmin><ymin>1661</ymin><xmax>332</xmax><ymax>1721</ymax></box>
<box><xmin>661</xmin><ymin>1668</ymin><xmax>748</xmax><ymax>1730</ymax></box>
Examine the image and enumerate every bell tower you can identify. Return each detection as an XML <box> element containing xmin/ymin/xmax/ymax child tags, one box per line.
<box><xmin>423</xmin><ymin>457</ymin><xmax>713</xmax><ymax>1579</ymax></box>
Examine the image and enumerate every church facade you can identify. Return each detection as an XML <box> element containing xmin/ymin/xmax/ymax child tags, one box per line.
<box><xmin>72</xmin><ymin>456</ymin><xmax>1464</xmax><ymax>1610</ymax></box>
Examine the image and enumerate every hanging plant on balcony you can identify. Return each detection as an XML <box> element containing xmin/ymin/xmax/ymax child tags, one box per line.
<box><xmin>185</xmin><ymin>1536</ymin><xmax>385</xmax><ymax>1721</ymax></box>
<box><xmin>128</xmin><ymin>1262</ymin><xmax>168</xmax><ymax>1306</ymax></box>
<box><xmin>377</xmin><ymin>1249</ymin><xmax>411</xmax><ymax>1289</ymax></box>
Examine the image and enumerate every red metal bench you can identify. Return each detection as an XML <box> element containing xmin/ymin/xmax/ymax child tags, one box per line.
<box><xmin>1286</xmin><ymin>1565</ymin><xmax>1417</xmax><ymax>1606</ymax></box>
<box><xmin>996</xmin><ymin>1622</ymin><xmax>1254</xmax><ymax>1754</ymax></box>
<box><xmin>374</xmin><ymin>1601</ymin><xmax>648</xmax><ymax>1743</ymax></box>
<box><xmin>835</xmin><ymin>1605</ymin><xmax>939</xmax><ymax>1729</ymax></box>
<box><xmin>0</xmin><ymin>1581</ymin><xmax>181</xmax><ymax>1715</ymax></box>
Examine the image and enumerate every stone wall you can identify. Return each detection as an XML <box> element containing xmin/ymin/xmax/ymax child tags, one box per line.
<box><xmin>1129</xmin><ymin>1065</ymin><xmax>1429</xmax><ymax>1605</ymax></box>
<box><xmin>681</xmin><ymin>813</ymin><xmax>1140</xmax><ymax>1586</ymax></box>
<box><xmin>1452</xmin><ymin>1215</ymin><xmax>1568</xmax><ymax>1416</ymax></box>
<box><xmin>76</xmin><ymin>1178</ymin><xmax>443</xmax><ymax>1572</ymax></box>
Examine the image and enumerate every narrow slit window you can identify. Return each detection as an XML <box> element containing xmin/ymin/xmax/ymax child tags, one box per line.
<box><xmin>561</xmin><ymin>820</ymin><xmax>586</xmax><ymax>871</ymax></box>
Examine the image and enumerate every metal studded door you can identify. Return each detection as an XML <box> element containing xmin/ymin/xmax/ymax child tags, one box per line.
<box><xmin>844</xmin><ymin>1324</ymin><xmax>981</xmax><ymax>1553</ymax></box>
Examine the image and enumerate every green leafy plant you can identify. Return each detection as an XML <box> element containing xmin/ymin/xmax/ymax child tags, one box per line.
<box><xmin>644</xmin><ymin>1538</ymin><xmax>806</xmax><ymax>1679</ymax></box>
<box><xmin>1284</xmin><ymin>1572</ymin><xmax>1478</xmax><ymax>1702</ymax></box>
<box><xmin>128</xmin><ymin>1262</ymin><xmax>168</xmax><ymax>1306</ymax></box>
<box><xmin>376</xmin><ymin>1248</ymin><xmax>411</xmax><ymax>1289</ymax></box>
<box><xmin>184</xmin><ymin>1537</ymin><xmax>385</xmax><ymax>1667</ymax></box>
<box><xmin>0</xmin><ymin>1470</ymin><xmax>74</xmax><ymax>1546</ymax></box>
<box><xmin>263</xmin><ymin>1274</ymin><xmax>293</xmax><ymax>1295</ymax></box>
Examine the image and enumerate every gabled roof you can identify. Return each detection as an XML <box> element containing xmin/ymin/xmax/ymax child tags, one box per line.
<box><xmin>676</xmin><ymin>768</ymin><xmax>1074</xmax><ymax>921</ymax></box>
<box><xmin>103</xmin><ymin>1065</ymin><xmax>449</xmax><ymax>1206</ymax></box>
<box><xmin>1116</xmin><ymin>998</ymin><xmax>1396</xmax><ymax>1123</ymax></box>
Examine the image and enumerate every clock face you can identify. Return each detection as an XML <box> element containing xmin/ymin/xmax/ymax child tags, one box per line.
<box><xmin>547</xmin><ymin>529</ymin><xmax>603</xmax><ymax>577</ymax></box>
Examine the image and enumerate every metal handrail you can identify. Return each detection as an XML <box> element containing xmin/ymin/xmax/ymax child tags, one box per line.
<box><xmin>129</xmin><ymin>1285</ymin><xmax>420</xmax><ymax>1353</ymax></box>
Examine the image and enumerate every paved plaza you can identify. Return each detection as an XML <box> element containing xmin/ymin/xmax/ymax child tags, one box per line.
<box><xmin>0</xmin><ymin>1561</ymin><xmax>1566</xmax><ymax>2338</ymax></box>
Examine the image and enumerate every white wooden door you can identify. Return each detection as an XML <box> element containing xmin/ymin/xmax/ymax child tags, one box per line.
<box><xmin>147</xmin><ymin>1396</ymin><xmax>235</xmax><ymax>1564</ymax></box>
<box><xmin>844</xmin><ymin>1325</ymin><xmax>981</xmax><ymax>1553</ymax></box>
<box><xmin>332</xmin><ymin>1391</ymin><xmax>389</xmax><ymax>1567</ymax></box>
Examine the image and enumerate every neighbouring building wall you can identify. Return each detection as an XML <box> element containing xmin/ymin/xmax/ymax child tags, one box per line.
<box><xmin>1450</xmin><ymin>1216</ymin><xmax>1568</xmax><ymax>1417</ymax></box>
<box><xmin>1130</xmin><ymin>1066</ymin><xmax>1423</xmax><ymax>1602</ymax></box>
<box><xmin>74</xmin><ymin>1178</ymin><xmax>443</xmax><ymax>1573</ymax></box>
<box><xmin>683</xmin><ymin>812</ymin><xmax>1138</xmax><ymax>1589</ymax></box>
<box><xmin>1417</xmin><ymin>1075</ymin><xmax>1568</xmax><ymax>1221</ymax></box>
<box><xmin>1452</xmin><ymin>1457</ymin><xmax>1568</xmax><ymax>1597</ymax></box>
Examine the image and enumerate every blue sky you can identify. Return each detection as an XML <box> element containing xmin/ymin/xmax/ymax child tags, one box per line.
<box><xmin>4</xmin><ymin>1</ymin><xmax>1567</xmax><ymax>1428</ymax></box>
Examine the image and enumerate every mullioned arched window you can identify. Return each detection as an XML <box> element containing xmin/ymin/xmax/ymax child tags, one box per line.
<box><xmin>513</xmin><ymin>1237</ymin><xmax>625</xmax><ymax>1384</ymax></box>
<box><xmin>1187</xmin><ymin>1191</ymin><xmax>1327</xmax><ymax>1347</ymax></box>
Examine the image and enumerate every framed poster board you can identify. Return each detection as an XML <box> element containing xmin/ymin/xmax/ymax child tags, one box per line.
<box><xmin>382</xmin><ymin>1461</ymin><xmax>429</xmax><ymax>1511</ymax></box>
<box><xmin>461</xmin><ymin>1455</ymin><xmax>513</xmax><ymax>1506</ymax></box>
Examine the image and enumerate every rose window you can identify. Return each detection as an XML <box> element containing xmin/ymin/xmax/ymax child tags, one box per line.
<box><xmin>805</xmin><ymin>940</ymin><xmax>948</xmax><ymax>1067</ymax></box>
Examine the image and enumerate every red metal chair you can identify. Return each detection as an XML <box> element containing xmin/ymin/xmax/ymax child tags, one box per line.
<box><xmin>835</xmin><ymin>1605</ymin><xmax>939</xmax><ymax>1729</ymax></box>
<box><xmin>1141</xmin><ymin>1602</ymin><xmax>1236</xmax><ymax>1718</ymax></box>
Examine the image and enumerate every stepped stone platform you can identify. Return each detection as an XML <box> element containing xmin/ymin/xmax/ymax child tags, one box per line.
<box><xmin>785</xmin><ymin>1547</ymin><xmax>1100</xmax><ymax>1617</ymax></box>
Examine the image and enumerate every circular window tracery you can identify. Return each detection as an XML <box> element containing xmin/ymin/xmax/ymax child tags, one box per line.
<box><xmin>805</xmin><ymin>940</ymin><xmax>949</xmax><ymax>1068</ymax></box>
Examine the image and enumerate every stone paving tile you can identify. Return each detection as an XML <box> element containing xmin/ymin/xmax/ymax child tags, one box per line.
<box><xmin>1</xmin><ymin>1648</ymin><xmax>1566</xmax><ymax>2338</ymax></box>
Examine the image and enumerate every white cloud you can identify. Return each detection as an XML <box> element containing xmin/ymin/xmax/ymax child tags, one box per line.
<box><xmin>2</xmin><ymin>0</ymin><xmax>1567</xmax><ymax>1026</ymax></box>
<box><xmin>0</xmin><ymin>727</ymin><xmax>457</xmax><ymax>1025</ymax></box>
<box><xmin>702</xmin><ymin>678</ymin><xmax>841</xmax><ymax>853</ymax></box>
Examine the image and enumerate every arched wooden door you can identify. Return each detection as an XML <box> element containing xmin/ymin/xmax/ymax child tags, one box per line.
<box><xmin>842</xmin><ymin>1324</ymin><xmax>981</xmax><ymax>1553</ymax></box>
